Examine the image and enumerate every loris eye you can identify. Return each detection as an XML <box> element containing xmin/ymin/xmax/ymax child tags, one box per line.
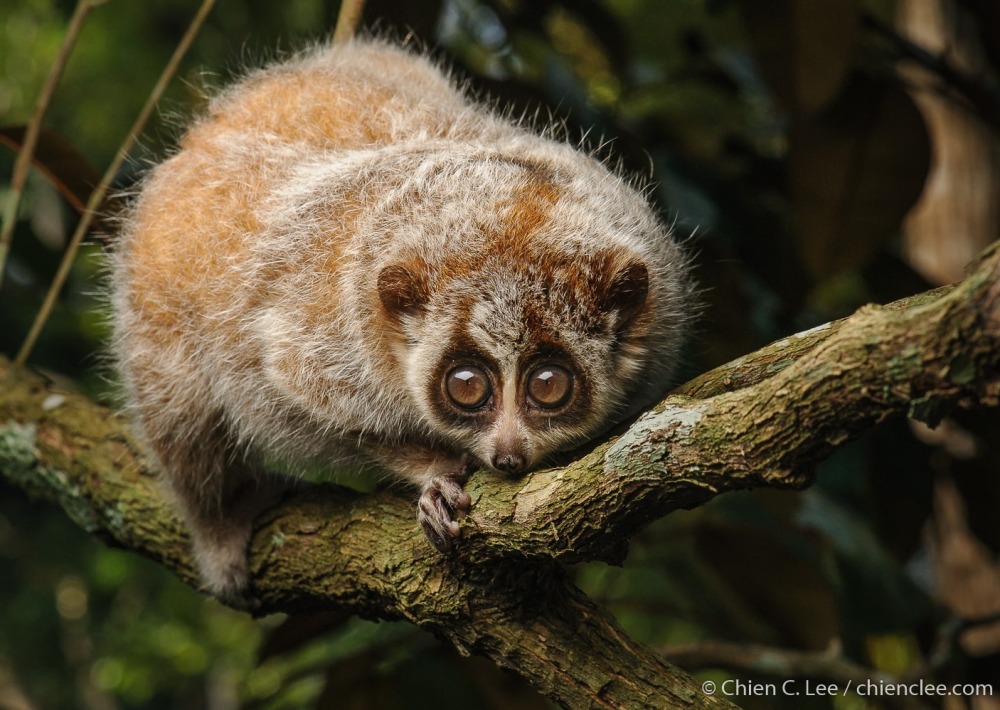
<box><xmin>445</xmin><ymin>366</ymin><xmax>492</xmax><ymax>409</ymax></box>
<box><xmin>527</xmin><ymin>365</ymin><xmax>573</xmax><ymax>409</ymax></box>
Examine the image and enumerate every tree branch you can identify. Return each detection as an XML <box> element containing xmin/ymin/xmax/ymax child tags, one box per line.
<box><xmin>1</xmin><ymin>243</ymin><xmax>998</xmax><ymax>708</ymax></box>
<box><xmin>465</xmin><ymin>244</ymin><xmax>1000</xmax><ymax>564</ymax></box>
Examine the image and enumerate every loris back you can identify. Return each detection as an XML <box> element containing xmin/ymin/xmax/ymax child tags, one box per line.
<box><xmin>111</xmin><ymin>40</ymin><xmax>692</xmax><ymax>606</ymax></box>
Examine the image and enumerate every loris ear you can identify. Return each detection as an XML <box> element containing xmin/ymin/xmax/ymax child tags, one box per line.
<box><xmin>602</xmin><ymin>258</ymin><xmax>649</xmax><ymax>333</ymax></box>
<box><xmin>378</xmin><ymin>261</ymin><xmax>430</xmax><ymax>318</ymax></box>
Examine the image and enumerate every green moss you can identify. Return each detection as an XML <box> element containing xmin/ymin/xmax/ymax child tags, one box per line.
<box><xmin>886</xmin><ymin>344</ymin><xmax>922</xmax><ymax>381</ymax></box>
<box><xmin>765</xmin><ymin>359</ymin><xmax>794</xmax><ymax>374</ymax></box>
<box><xmin>1</xmin><ymin>419</ymin><xmax>101</xmax><ymax>533</ymax></box>
<box><xmin>946</xmin><ymin>354</ymin><xmax>976</xmax><ymax>385</ymax></box>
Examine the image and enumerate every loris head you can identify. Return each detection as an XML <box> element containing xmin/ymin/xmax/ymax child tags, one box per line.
<box><xmin>368</xmin><ymin>146</ymin><xmax>691</xmax><ymax>474</ymax></box>
<box><xmin>377</xmin><ymin>241</ymin><xmax>673</xmax><ymax>474</ymax></box>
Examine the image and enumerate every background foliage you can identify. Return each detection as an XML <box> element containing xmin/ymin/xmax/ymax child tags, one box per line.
<box><xmin>2</xmin><ymin>0</ymin><xmax>998</xmax><ymax>708</ymax></box>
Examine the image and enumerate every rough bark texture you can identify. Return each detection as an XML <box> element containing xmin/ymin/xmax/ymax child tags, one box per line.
<box><xmin>2</xmin><ymin>243</ymin><xmax>999</xmax><ymax>708</ymax></box>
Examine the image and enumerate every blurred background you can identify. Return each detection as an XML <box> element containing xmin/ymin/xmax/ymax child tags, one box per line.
<box><xmin>1</xmin><ymin>0</ymin><xmax>999</xmax><ymax>708</ymax></box>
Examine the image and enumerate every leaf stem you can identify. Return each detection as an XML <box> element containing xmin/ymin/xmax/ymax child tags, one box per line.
<box><xmin>332</xmin><ymin>0</ymin><xmax>367</xmax><ymax>45</ymax></box>
<box><xmin>15</xmin><ymin>0</ymin><xmax>217</xmax><ymax>365</ymax></box>
<box><xmin>0</xmin><ymin>0</ymin><xmax>107</xmax><ymax>295</ymax></box>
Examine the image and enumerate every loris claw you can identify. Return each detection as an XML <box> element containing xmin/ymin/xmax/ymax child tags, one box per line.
<box><xmin>417</xmin><ymin>456</ymin><xmax>475</xmax><ymax>553</ymax></box>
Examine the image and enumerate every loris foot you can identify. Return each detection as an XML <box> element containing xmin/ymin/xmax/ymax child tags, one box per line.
<box><xmin>193</xmin><ymin>524</ymin><xmax>262</xmax><ymax>612</ymax></box>
<box><xmin>185</xmin><ymin>472</ymin><xmax>308</xmax><ymax>611</ymax></box>
<box><xmin>417</xmin><ymin>461</ymin><xmax>473</xmax><ymax>553</ymax></box>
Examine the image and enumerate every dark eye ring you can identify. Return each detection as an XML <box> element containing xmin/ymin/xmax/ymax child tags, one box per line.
<box><xmin>444</xmin><ymin>365</ymin><xmax>492</xmax><ymax>410</ymax></box>
<box><xmin>526</xmin><ymin>365</ymin><xmax>573</xmax><ymax>409</ymax></box>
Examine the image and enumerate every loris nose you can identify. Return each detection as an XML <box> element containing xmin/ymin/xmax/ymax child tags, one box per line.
<box><xmin>491</xmin><ymin>452</ymin><xmax>526</xmax><ymax>473</ymax></box>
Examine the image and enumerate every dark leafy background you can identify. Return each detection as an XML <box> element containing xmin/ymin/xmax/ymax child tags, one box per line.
<box><xmin>2</xmin><ymin>0</ymin><xmax>998</xmax><ymax>708</ymax></box>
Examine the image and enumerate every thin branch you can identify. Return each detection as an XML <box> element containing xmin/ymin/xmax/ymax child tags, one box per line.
<box><xmin>332</xmin><ymin>0</ymin><xmax>367</xmax><ymax>45</ymax></box>
<box><xmin>14</xmin><ymin>0</ymin><xmax>217</xmax><ymax>366</ymax></box>
<box><xmin>0</xmin><ymin>0</ymin><xmax>108</xmax><ymax>295</ymax></box>
<box><xmin>904</xmin><ymin>612</ymin><xmax>1000</xmax><ymax>683</ymax></box>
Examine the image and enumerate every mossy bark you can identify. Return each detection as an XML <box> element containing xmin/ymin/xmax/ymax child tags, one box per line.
<box><xmin>2</xmin><ymin>243</ymin><xmax>998</xmax><ymax>708</ymax></box>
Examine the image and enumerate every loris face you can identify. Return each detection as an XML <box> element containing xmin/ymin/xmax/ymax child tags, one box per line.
<box><xmin>378</xmin><ymin>248</ymin><xmax>652</xmax><ymax>473</ymax></box>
